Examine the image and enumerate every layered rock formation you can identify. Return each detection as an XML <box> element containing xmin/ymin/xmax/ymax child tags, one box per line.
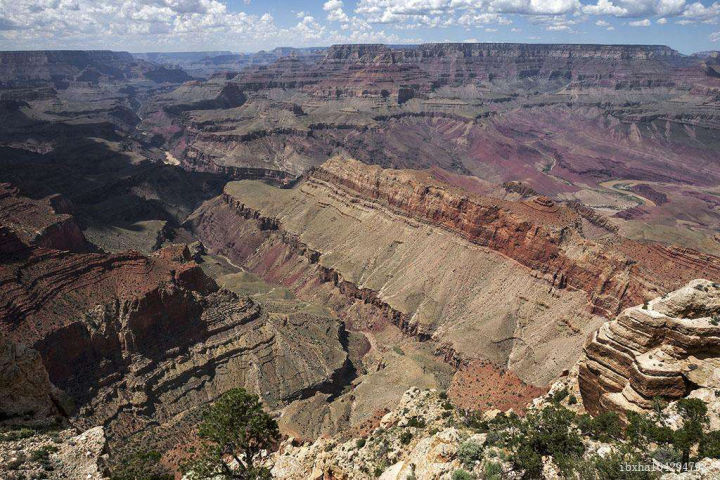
<box><xmin>0</xmin><ymin>187</ymin><xmax>351</xmax><ymax>462</ymax></box>
<box><xmin>188</xmin><ymin>157</ymin><xmax>720</xmax><ymax>392</ymax></box>
<box><xmin>0</xmin><ymin>50</ymin><xmax>190</xmax><ymax>88</ymax></box>
<box><xmin>188</xmin><ymin>157</ymin><xmax>607</xmax><ymax>387</ymax></box>
<box><xmin>0</xmin><ymin>183</ymin><xmax>90</xmax><ymax>253</ymax></box>
<box><xmin>233</xmin><ymin>43</ymin><xmax>716</xmax><ymax>97</ymax></box>
<box><xmin>579</xmin><ymin>279</ymin><xmax>720</xmax><ymax>416</ymax></box>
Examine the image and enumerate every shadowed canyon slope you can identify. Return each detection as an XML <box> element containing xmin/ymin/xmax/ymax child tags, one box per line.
<box><xmin>0</xmin><ymin>185</ymin><xmax>351</xmax><ymax>464</ymax></box>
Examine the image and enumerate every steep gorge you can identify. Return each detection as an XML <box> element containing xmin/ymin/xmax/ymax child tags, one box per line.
<box><xmin>0</xmin><ymin>186</ymin><xmax>351</xmax><ymax>463</ymax></box>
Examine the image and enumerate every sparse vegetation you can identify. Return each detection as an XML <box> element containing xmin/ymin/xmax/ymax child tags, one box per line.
<box><xmin>0</xmin><ymin>428</ymin><xmax>36</xmax><ymax>442</ymax></box>
<box><xmin>180</xmin><ymin>388</ymin><xmax>279</xmax><ymax>480</ymax></box>
<box><xmin>483</xmin><ymin>461</ymin><xmax>503</xmax><ymax>480</ymax></box>
<box><xmin>457</xmin><ymin>440</ymin><xmax>484</xmax><ymax>467</ymax></box>
<box><xmin>406</xmin><ymin>416</ymin><xmax>426</xmax><ymax>428</ymax></box>
<box><xmin>451</xmin><ymin>469</ymin><xmax>474</xmax><ymax>480</ymax></box>
<box><xmin>110</xmin><ymin>450</ymin><xmax>173</xmax><ymax>480</ymax></box>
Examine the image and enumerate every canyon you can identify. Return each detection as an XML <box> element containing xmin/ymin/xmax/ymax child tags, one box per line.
<box><xmin>0</xmin><ymin>43</ymin><xmax>719</xmax><ymax>478</ymax></box>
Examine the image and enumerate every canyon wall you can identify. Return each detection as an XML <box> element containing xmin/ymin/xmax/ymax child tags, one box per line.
<box><xmin>188</xmin><ymin>159</ymin><xmax>607</xmax><ymax>386</ymax></box>
<box><xmin>188</xmin><ymin>157</ymin><xmax>720</xmax><ymax>388</ymax></box>
<box><xmin>0</xmin><ymin>185</ymin><xmax>350</xmax><ymax>459</ymax></box>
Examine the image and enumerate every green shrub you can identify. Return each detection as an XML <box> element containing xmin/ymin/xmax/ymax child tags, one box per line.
<box><xmin>700</xmin><ymin>430</ymin><xmax>720</xmax><ymax>458</ymax></box>
<box><xmin>484</xmin><ymin>461</ymin><xmax>502</xmax><ymax>480</ymax></box>
<box><xmin>399</xmin><ymin>431</ymin><xmax>413</xmax><ymax>445</ymax></box>
<box><xmin>356</xmin><ymin>438</ymin><xmax>366</xmax><ymax>448</ymax></box>
<box><xmin>551</xmin><ymin>387</ymin><xmax>569</xmax><ymax>404</ymax></box>
<box><xmin>457</xmin><ymin>440</ymin><xmax>484</xmax><ymax>467</ymax></box>
<box><xmin>506</xmin><ymin>405</ymin><xmax>584</xmax><ymax>477</ymax></box>
<box><xmin>581</xmin><ymin>450</ymin><xmax>658</xmax><ymax>480</ymax></box>
<box><xmin>577</xmin><ymin>411</ymin><xmax>623</xmax><ymax>442</ymax></box>
<box><xmin>30</xmin><ymin>445</ymin><xmax>58</xmax><ymax>466</ymax></box>
<box><xmin>485</xmin><ymin>431</ymin><xmax>503</xmax><ymax>447</ymax></box>
<box><xmin>451</xmin><ymin>469</ymin><xmax>474</xmax><ymax>480</ymax></box>
<box><xmin>0</xmin><ymin>427</ymin><xmax>36</xmax><ymax>442</ymax></box>
<box><xmin>674</xmin><ymin>398</ymin><xmax>709</xmax><ymax>464</ymax></box>
<box><xmin>110</xmin><ymin>450</ymin><xmax>173</xmax><ymax>480</ymax></box>
<box><xmin>407</xmin><ymin>416</ymin><xmax>426</xmax><ymax>428</ymax></box>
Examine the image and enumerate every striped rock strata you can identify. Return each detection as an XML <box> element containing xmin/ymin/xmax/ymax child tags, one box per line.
<box><xmin>579</xmin><ymin>279</ymin><xmax>720</xmax><ymax>416</ymax></box>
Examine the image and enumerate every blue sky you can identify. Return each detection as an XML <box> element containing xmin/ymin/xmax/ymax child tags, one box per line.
<box><xmin>1</xmin><ymin>0</ymin><xmax>719</xmax><ymax>54</ymax></box>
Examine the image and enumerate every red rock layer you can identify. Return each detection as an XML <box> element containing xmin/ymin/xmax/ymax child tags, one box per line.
<box><xmin>0</xmin><ymin>183</ymin><xmax>90</xmax><ymax>252</ymax></box>
<box><xmin>234</xmin><ymin>43</ymin><xmax>719</xmax><ymax>96</ymax></box>
<box><xmin>313</xmin><ymin>157</ymin><xmax>720</xmax><ymax>315</ymax></box>
<box><xmin>448</xmin><ymin>359</ymin><xmax>547</xmax><ymax>415</ymax></box>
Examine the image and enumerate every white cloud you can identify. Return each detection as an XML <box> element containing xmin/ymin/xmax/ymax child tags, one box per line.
<box><xmin>0</xmin><ymin>0</ymin><xmax>413</xmax><ymax>50</ymax></box>
<box><xmin>457</xmin><ymin>13</ymin><xmax>511</xmax><ymax>26</ymax></box>
<box><xmin>2</xmin><ymin>0</ymin><xmax>719</xmax><ymax>51</ymax></box>
<box><xmin>323</xmin><ymin>0</ymin><xmax>349</xmax><ymax>23</ymax></box>
<box><xmin>711</xmin><ymin>31</ymin><xmax>720</xmax><ymax>41</ymax></box>
<box><xmin>679</xmin><ymin>1</ymin><xmax>720</xmax><ymax>23</ymax></box>
<box><xmin>531</xmin><ymin>14</ymin><xmax>582</xmax><ymax>31</ymax></box>
<box><xmin>583</xmin><ymin>0</ymin><xmax>687</xmax><ymax>17</ymax></box>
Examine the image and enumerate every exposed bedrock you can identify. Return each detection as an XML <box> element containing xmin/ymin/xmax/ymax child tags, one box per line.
<box><xmin>0</xmin><ymin>50</ymin><xmax>190</xmax><ymax>89</ymax></box>
<box><xmin>578</xmin><ymin>279</ymin><xmax>720</xmax><ymax>417</ymax></box>
<box><xmin>0</xmin><ymin>331</ymin><xmax>68</xmax><ymax>423</ymax></box>
<box><xmin>187</xmin><ymin>163</ymin><xmax>606</xmax><ymax>386</ymax></box>
<box><xmin>0</xmin><ymin>189</ymin><xmax>350</xmax><ymax>457</ymax></box>
<box><xmin>233</xmin><ymin>43</ymin><xmax>718</xmax><ymax>96</ymax></box>
<box><xmin>187</xmin><ymin>157</ymin><xmax>720</xmax><ymax>387</ymax></box>
<box><xmin>0</xmin><ymin>183</ymin><xmax>91</xmax><ymax>253</ymax></box>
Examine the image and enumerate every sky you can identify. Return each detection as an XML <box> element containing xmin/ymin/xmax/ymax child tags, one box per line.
<box><xmin>0</xmin><ymin>0</ymin><xmax>719</xmax><ymax>54</ymax></box>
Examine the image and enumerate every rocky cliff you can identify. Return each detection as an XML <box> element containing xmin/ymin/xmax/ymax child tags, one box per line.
<box><xmin>579</xmin><ymin>279</ymin><xmax>720</xmax><ymax>417</ymax></box>
<box><xmin>0</xmin><ymin>187</ymin><xmax>351</xmax><ymax>463</ymax></box>
<box><xmin>188</xmin><ymin>158</ymin><xmax>607</xmax><ymax>388</ymax></box>
<box><xmin>233</xmin><ymin>43</ymin><xmax>714</xmax><ymax>96</ymax></box>
<box><xmin>0</xmin><ymin>183</ymin><xmax>91</xmax><ymax>253</ymax></box>
<box><xmin>189</xmin><ymin>157</ymin><xmax>720</xmax><ymax>388</ymax></box>
<box><xmin>0</xmin><ymin>50</ymin><xmax>190</xmax><ymax>88</ymax></box>
<box><xmin>0</xmin><ymin>332</ymin><xmax>66</xmax><ymax>423</ymax></box>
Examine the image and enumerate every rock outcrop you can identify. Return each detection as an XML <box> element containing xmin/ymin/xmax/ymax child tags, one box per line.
<box><xmin>233</xmin><ymin>43</ymin><xmax>715</xmax><ymax>96</ymax></box>
<box><xmin>0</xmin><ymin>425</ymin><xmax>109</xmax><ymax>480</ymax></box>
<box><xmin>579</xmin><ymin>279</ymin><xmax>720</xmax><ymax>416</ymax></box>
<box><xmin>0</xmin><ymin>183</ymin><xmax>91</xmax><ymax>253</ymax></box>
<box><xmin>188</xmin><ymin>157</ymin><xmax>610</xmax><ymax>386</ymax></box>
<box><xmin>0</xmin><ymin>332</ymin><xmax>65</xmax><ymax>423</ymax></box>
<box><xmin>270</xmin><ymin>388</ymin><xmax>474</xmax><ymax>480</ymax></box>
<box><xmin>0</xmin><ymin>188</ymin><xmax>351</xmax><ymax>463</ymax></box>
